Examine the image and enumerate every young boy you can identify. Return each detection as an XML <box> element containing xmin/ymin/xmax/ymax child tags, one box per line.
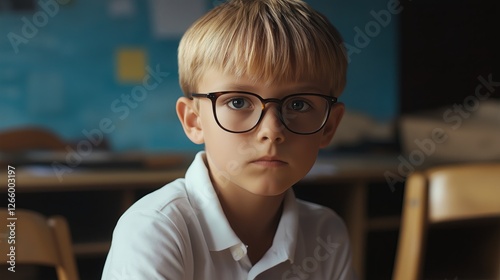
<box><xmin>102</xmin><ymin>0</ymin><xmax>354</xmax><ymax>279</ymax></box>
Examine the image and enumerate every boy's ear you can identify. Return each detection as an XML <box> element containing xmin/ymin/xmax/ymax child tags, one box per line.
<box><xmin>176</xmin><ymin>97</ymin><xmax>205</xmax><ymax>144</ymax></box>
<box><xmin>319</xmin><ymin>102</ymin><xmax>345</xmax><ymax>148</ymax></box>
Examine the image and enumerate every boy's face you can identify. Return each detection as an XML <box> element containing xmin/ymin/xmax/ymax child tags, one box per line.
<box><xmin>177</xmin><ymin>68</ymin><xmax>344</xmax><ymax>197</ymax></box>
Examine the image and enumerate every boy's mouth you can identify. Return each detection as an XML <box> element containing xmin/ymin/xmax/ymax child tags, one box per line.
<box><xmin>250</xmin><ymin>156</ymin><xmax>287</xmax><ymax>167</ymax></box>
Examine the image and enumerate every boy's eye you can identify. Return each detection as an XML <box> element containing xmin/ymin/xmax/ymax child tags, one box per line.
<box><xmin>227</xmin><ymin>97</ymin><xmax>253</xmax><ymax>110</ymax></box>
<box><xmin>287</xmin><ymin>99</ymin><xmax>311</xmax><ymax>112</ymax></box>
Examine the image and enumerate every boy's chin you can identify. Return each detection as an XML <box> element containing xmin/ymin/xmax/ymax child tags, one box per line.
<box><xmin>231</xmin><ymin>178</ymin><xmax>292</xmax><ymax>197</ymax></box>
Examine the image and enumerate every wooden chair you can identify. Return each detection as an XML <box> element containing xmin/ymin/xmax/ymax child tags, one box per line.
<box><xmin>0</xmin><ymin>126</ymin><xmax>67</xmax><ymax>152</ymax></box>
<box><xmin>392</xmin><ymin>163</ymin><xmax>500</xmax><ymax>280</ymax></box>
<box><xmin>0</xmin><ymin>208</ymin><xmax>79</xmax><ymax>280</ymax></box>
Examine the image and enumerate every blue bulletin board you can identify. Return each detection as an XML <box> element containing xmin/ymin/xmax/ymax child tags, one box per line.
<box><xmin>0</xmin><ymin>0</ymin><xmax>398</xmax><ymax>152</ymax></box>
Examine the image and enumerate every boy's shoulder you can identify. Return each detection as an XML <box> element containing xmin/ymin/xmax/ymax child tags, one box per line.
<box><xmin>295</xmin><ymin>198</ymin><xmax>349</xmax><ymax>239</ymax></box>
<box><xmin>119</xmin><ymin>178</ymin><xmax>192</xmax><ymax>223</ymax></box>
<box><xmin>130</xmin><ymin>178</ymin><xmax>188</xmax><ymax>209</ymax></box>
<box><xmin>296</xmin><ymin>198</ymin><xmax>342</xmax><ymax>220</ymax></box>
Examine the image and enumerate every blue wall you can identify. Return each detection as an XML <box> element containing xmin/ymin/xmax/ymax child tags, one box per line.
<box><xmin>314</xmin><ymin>0</ymin><xmax>400</xmax><ymax>122</ymax></box>
<box><xmin>0</xmin><ymin>0</ymin><xmax>399</xmax><ymax>152</ymax></box>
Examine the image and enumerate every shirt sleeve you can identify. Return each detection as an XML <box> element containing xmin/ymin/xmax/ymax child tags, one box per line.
<box><xmin>101</xmin><ymin>208</ymin><xmax>194</xmax><ymax>280</ymax></box>
<box><xmin>334</xmin><ymin>238</ymin><xmax>357</xmax><ymax>280</ymax></box>
<box><xmin>329</xmin><ymin>213</ymin><xmax>357</xmax><ymax>280</ymax></box>
<box><xmin>304</xmin><ymin>203</ymin><xmax>357</xmax><ymax>280</ymax></box>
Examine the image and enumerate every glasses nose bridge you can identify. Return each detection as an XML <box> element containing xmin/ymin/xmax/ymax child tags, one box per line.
<box><xmin>260</xmin><ymin>98</ymin><xmax>283</xmax><ymax>111</ymax></box>
<box><xmin>257</xmin><ymin>98</ymin><xmax>284</xmax><ymax>129</ymax></box>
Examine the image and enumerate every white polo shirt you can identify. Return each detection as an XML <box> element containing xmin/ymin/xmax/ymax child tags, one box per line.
<box><xmin>102</xmin><ymin>152</ymin><xmax>355</xmax><ymax>280</ymax></box>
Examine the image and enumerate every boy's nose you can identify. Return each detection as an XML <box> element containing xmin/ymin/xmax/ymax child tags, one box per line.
<box><xmin>256</xmin><ymin>106</ymin><xmax>285</xmax><ymax>143</ymax></box>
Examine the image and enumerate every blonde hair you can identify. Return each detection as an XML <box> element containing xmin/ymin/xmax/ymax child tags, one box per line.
<box><xmin>178</xmin><ymin>0</ymin><xmax>347</xmax><ymax>97</ymax></box>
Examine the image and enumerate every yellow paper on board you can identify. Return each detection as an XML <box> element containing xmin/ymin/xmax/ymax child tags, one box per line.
<box><xmin>116</xmin><ymin>48</ymin><xmax>147</xmax><ymax>83</ymax></box>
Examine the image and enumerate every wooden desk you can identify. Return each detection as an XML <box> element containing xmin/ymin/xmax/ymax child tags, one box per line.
<box><xmin>1</xmin><ymin>165</ymin><xmax>186</xmax><ymax>256</ymax></box>
<box><xmin>1</xmin><ymin>154</ymin><xmax>401</xmax><ymax>279</ymax></box>
<box><xmin>7</xmin><ymin>167</ymin><xmax>186</xmax><ymax>192</ymax></box>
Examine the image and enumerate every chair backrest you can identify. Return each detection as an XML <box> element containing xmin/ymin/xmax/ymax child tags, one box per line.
<box><xmin>392</xmin><ymin>163</ymin><xmax>500</xmax><ymax>280</ymax></box>
<box><xmin>0</xmin><ymin>127</ymin><xmax>67</xmax><ymax>152</ymax></box>
<box><xmin>0</xmin><ymin>208</ymin><xmax>79</xmax><ymax>280</ymax></box>
<box><xmin>428</xmin><ymin>164</ymin><xmax>500</xmax><ymax>223</ymax></box>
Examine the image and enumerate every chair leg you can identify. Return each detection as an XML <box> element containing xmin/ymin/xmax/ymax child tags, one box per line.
<box><xmin>49</xmin><ymin>216</ymin><xmax>80</xmax><ymax>280</ymax></box>
<box><xmin>393</xmin><ymin>172</ymin><xmax>428</xmax><ymax>280</ymax></box>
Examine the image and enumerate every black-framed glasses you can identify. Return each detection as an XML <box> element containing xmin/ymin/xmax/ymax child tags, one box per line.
<box><xmin>191</xmin><ymin>91</ymin><xmax>337</xmax><ymax>135</ymax></box>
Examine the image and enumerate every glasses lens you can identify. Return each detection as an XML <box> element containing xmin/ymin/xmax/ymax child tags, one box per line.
<box><xmin>215</xmin><ymin>92</ymin><xmax>262</xmax><ymax>132</ymax></box>
<box><xmin>212</xmin><ymin>92</ymin><xmax>331</xmax><ymax>134</ymax></box>
<box><xmin>281</xmin><ymin>95</ymin><xmax>330</xmax><ymax>134</ymax></box>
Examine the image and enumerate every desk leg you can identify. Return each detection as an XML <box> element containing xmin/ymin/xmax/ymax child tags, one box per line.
<box><xmin>346</xmin><ymin>181</ymin><xmax>367</xmax><ymax>280</ymax></box>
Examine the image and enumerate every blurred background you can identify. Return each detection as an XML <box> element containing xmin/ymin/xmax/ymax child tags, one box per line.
<box><xmin>0</xmin><ymin>0</ymin><xmax>401</xmax><ymax>153</ymax></box>
<box><xmin>1</xmin><ymin>0</ymin><xmax>498</xmax><ymax>156</ymax></box>
<box><xmin>0</xmin><ymin>0</ymin><xmax>499</xmax><ymax>279</ymax></box>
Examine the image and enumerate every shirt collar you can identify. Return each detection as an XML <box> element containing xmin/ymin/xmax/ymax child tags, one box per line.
<box><xmin>185</xmin><ymin>151</ymin><xmax>241</xmax><ymax>253</ymax></box>
<box><xmin>185</xmin><ymin>151</ymin><xmax>299</xmax><ymax>263</ymax></box>
<box><xmin>272</xmin><ymin>189</ymin><xmax>299</xmax><ymax>264</ymax></box>
<box><xmin>247</xmin><ymin>190</ymin><xmax>299</xmax><ymax>279</ymax></box>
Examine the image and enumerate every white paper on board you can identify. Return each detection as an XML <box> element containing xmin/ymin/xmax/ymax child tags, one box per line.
<box><xmin>109</xmin><ymin>0</ymin><xmax>136</xmax><ymax>18</ymax></box>
<box><xmin>149</xmin><ymin>0</ymin><xmax>206</xmax><ymax>38</ymax></box>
